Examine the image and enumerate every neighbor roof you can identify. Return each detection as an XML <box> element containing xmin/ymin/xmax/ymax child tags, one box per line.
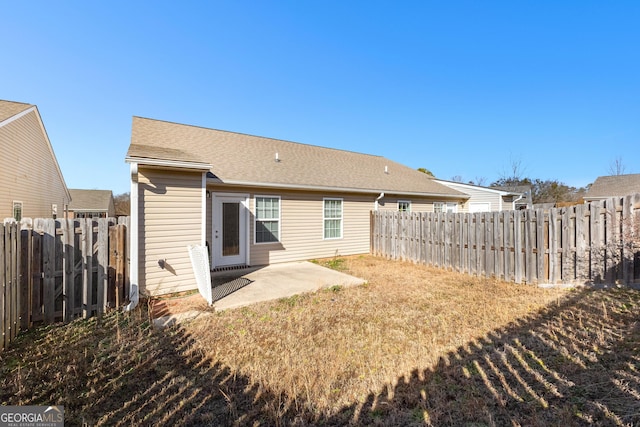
<box><xmin>0</xmin><ymin>100</ymin><xmax>33</xmax><ymax>122</ymax></box>
<box><xmin>585</xmin><ymin>174</ymin><xmax>640</xmax><ymax>199</ymax></box>
<box><xmin>435</xmin><ymin>179</ymin><xmax>522</xmax><ymax>196</ymax></box>
<box><xmin>68</xmin><ymin>189</ymin><xmax>114</xmax><ymax>211</ymax></box>
<box><xmin>127</xmin><ymin>117</ymin><xmax>467</xmax><ymax>198</ymax></box>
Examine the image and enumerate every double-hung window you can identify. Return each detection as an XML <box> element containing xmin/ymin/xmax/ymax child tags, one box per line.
<box><xmin>323</xmin><ymin>198</ymin><xmax>343</xmax><ymax>239</ymax></box>
<box><xmin>255</xmin><ymin>196</ymin><xmax>280</xmax><ymax>243</ymax></box>
<box><xmin>434</xmin><ymin>202</ymin><xmax>457</xmax><ymax>213</ymax></box>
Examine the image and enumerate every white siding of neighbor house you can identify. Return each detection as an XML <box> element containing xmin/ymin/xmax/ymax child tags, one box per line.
<box><xmin>137</xmin><ymin>167</ymin><xmax>204</xmax><ymax>296</ymax></box>
<box><xmin>0</xmin><ymin>109</ymin><xmax>69</xmax><ymax>219</ymax></box>
<box><xmin>436</xmin><ymin>181</ymin><xmax>514</xmax><ymax>212</ymax></box>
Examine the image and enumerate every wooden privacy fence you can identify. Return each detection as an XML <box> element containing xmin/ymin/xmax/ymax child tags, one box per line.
<box><xmin>371</xmin><ymin>194</ymin><xmax>640</xmax><ymax>286</ymax></box>
<box><xmin>1</xmin><ymin>217</ymin><xmax>129</xmax><ymax>351</ymax></box>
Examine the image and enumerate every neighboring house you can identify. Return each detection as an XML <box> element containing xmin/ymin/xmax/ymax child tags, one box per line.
<box><xmin>584</xmin><ymin>174</ymin><xmax>640</xmax><ymax>202</ymax></box>
<box><xmin>68</xmin><ymin>189</ymin><xmax>115</xmax><ymax>218</ymax></box>
<box><xmin>435</xmin><ymin>179</ymin><xmax>524</xmax><ymax>212</ymax></box>
<box><xmin>492</xmin><ymin>185</ymin><xmax>533</xmax><ymax>210</ymax></box>
<box><xmin>0</xmin><ymin>100</ymin><xmax>71</xmax><ymax>220</ymax></box>
<box><xmin>125</xmin><ymin>116</ymin><xmax>468</xmax><ymax>296</ymax></box>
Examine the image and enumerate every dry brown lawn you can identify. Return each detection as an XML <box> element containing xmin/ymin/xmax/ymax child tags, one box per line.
<box><xmin>2</xmin><ymin>255</ymin><xmax>639</xmax><ymax>426</ymax></box>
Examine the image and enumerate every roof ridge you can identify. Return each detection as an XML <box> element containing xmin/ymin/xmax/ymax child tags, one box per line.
<box><xmin>0</xmin><ymin>99</ymin><xmax>33</xmax><ymax>106</ymax></box>
<box><xmin>132</xmin><ymin>115</ymin><xmax>385</xmax><ymax>159</ymax></box>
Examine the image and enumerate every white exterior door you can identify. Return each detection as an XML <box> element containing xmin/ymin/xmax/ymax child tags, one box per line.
<box><xmin>212</xmin><ymin>194</ymin><xmax>248</xmax><ymax>267</ymax></box>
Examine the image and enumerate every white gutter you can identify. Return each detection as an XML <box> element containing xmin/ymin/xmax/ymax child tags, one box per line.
<box><xmin>214</xmin><ymin>179</ymin><xmax>468</xmax><ymax>200</ymax></box>
<box><xmin>124</xmin><ymin>162</ymin><xmax>139</xmax><ymax>311</ymax></box>
<box><xmin>201</xmin><ymin>173</ymin><xmax>207</xmax><ymax>246</ymax></box>
<box><xmin>125</xmin><ymin>156</ymin><xmax>211</xmax><ymax>171</ymax></box>
<box><xmin>374</xmin><ymin>192</ymin><xmax>385</xmax><ymax>210</ymax></box>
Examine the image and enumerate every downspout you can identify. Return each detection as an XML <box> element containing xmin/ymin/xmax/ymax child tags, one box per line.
<box><xmin>374</xmin><ymin>192</ymin><xmax>384</xmax><ymax>211</ymax></box>
<box><xmin>512</xmin><ymin>193</ymin><xmax>524</xmax><ymax>210</ymax></box>
<box><xmin>124</xmin><ymin>162</ymin><xmax>139</xmax><ymax>311</ymax></box>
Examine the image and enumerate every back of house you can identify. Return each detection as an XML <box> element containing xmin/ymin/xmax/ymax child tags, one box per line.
<box><xmin>125</xmin><ymin>116</ymin><xmax>468</xmax><ymax>296</ymax></box>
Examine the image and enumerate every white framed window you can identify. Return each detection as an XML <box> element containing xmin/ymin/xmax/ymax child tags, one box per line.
<box><xmin>12</xmin><ymin>201</ymin><xmax>23</xmax><ymax>221</ymax></box>
<box><xmin>434</xmin><ymin>202</ymin><xmax>458</xmax><ymax>213</ymax></box>
<box><xmin>323</xmin><ymin>198</ymin><xmax>343</xmax><ymax>239</ymax></box>
<box><xmin>398</xmin><ymin>200</ymin><xmax>411</xmax><ymax>212</ymax></box>
<box><xmin>255</xmin><ymin>196</ymin><xmax>280</xmax><ymax>243</ymax></box>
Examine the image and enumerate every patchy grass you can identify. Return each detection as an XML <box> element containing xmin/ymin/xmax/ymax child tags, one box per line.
<box><xmin>2</xmin><ymin>255</ymin><xmax>640</xmax><ymax>426</ymax></box>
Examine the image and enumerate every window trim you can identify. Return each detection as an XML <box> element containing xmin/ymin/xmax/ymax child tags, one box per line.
<box><xmin>254</xmin><ymin>195</ymin><xmax>281</xmax><ymax>244</ymax></box>
<box><xmin>398</xmin><ymin>200</ymin><xmax>411</xmax><ymax>212</ymax></box>
<box><xmin>434</xmin><ymin>201</ymin><xmax>458</xmax><ymax>213</ymax></box>
<box><xmin>323</xmin><ymin>197</ymin><xmax>343</xmax><ymax>240</ymax></box>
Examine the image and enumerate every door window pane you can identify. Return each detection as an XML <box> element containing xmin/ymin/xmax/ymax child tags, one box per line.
<box><xmin>222</xmin><ymin>202</ymin><xmax>240</xmax><ymax>256</ymax></box>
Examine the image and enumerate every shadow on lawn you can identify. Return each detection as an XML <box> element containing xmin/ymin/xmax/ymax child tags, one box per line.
<box><xmin>1</xmin><ymin>309</ymin><xmax>282</xmax><ymax>426</ymax></box>
<box><xmin>2</xmin><ymin>287</ymin><xmax>639</xmax><ymax>426</ymax></box>
<box><xmin>322</xmin><ymin>287</ymin><xmax>640</xmax><ymax>427</ymax></box>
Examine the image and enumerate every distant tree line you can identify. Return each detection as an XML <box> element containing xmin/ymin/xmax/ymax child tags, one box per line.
<box><xmin>114</xmin><ymin>192</ymin><xmax>130</xmax><ymax>216</ymax></box>
<box><xmin>490</xmin><ymin>177</ymin><xmax>587</xmax><ymax>205</ymax></box>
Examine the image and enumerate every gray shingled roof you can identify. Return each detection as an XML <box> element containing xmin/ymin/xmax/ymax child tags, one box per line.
<box><xmin>0</xmin><ymin>100</ymin><xmax>32</xmax><ymax>122</ymax></box>
<box><xmin>127</xmin><ymin>117</ymin><xmax>466</xmax><ymax>198</ymax></box>
<box><xmin>68</xmin><ymin>189</ymin><xmax>114</xmax><ymax>211</ymax></box>
<box><xmin>585</xmin><ymin>174</ymin><xmax>640</xmax><ymax>199</ymax></box>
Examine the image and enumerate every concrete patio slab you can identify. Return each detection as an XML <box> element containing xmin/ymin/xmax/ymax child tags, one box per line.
<box><xmin>213</xmin><ymin>261</ymin><xmax>365</xmax><ymax>311</ymax></box>
<box><xmin>152</xmin><ymin>261</ymin><xmax>365</xmax><ymax>327</ymax></box>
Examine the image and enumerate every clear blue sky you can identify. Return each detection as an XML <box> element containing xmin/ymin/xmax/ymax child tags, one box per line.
<box><xmin>2</xmin><ymin>1</ymin><xmax>638</xmax><ymax>195</ymax></box>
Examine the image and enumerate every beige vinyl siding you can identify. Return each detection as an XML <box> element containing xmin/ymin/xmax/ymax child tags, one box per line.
<box><xmin>208</xmin><ymin>186</ymin><xmax>373</xmax><ymax>265</ymax></box>
<box><xmin>376</xmin><ymin>196</ymin><xmax>440</xmax><ymax>213</ymax></box>
<box><xmin>0</xmin><ymin>109</ymin><xmax>69</xmax><ymax>219</ymax></box>
<box><xmin>252</xmin><ymin>190</ymin><xmax>373</xmax><ymax>265</ymax></box>
<box><xmin>138</xmin><ymin>167</ymin><xmax>203</xmax><ymax>296</ymax></box>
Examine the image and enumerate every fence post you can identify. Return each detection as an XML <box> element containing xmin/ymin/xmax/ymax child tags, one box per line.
<box><xmin>524</xmin><ymin>209</ymin><xmax>535</xmax><ymax>284</ymax></box>
<box><xmin>590</xmin><ymin>201</ymin><xmax>603</xmax><ymax>284</ymax></box>
<box><xmin>40</xmin><ymin>219</ymin><xmax>56</xmax><ymax>324</ymax></box>
<box><xmin>97</xmin><ymin>219</ymin><xmax>109</xmax><ymax>314</ymax></box>
<box><xmin>81</xmin><ymin>219</ymin><xmax>93</xmax><ymax>319</ymax></box>
<box><xmin>11</xmin><ymin>223</ymin><xmax>19</xmax><ymax>342</ymax></box>
<box><xmin>1</xmin><ymin>223</ymin><xmax>6</xmax><ymax>350</ymax></box>
<box><xmin>622</xmin><ymin>194</ymin><xmax>640</xmax><ymax>285</ymax></box>
<box><xmin>61</xmin><ymin>219</ymin><xmax>74</xmax><ymax>322</ymax></box>
<box><xmin>19</xmin><ymin>224</ymin><xmax>30</xmax><ymax>330</ymax></box>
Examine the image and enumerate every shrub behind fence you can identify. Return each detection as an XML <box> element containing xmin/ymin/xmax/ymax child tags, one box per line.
<box><xmin>1</xmin><ymin>217</ymin><xmax>129</xmax><ymax>351</ymax></box>
<box><xmin>371</xmin><ymin>195</ymin><xmax>640</xmax><ymax>286</ymax></box>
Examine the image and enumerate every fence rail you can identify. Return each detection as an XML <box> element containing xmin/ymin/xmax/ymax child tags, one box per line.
<box><xmin>371</xmin><ymin>195</ymin><xmax>640</xmax><ymax>286</ymax></box>
<box><xmin>1</xmin><ymin>217</ymin><xmax>129</xmax><ymax>351</ymax></box>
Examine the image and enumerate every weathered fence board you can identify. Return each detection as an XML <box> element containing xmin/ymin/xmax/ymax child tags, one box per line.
<box><xmin>1</xmin><ymin>217</ymin><xmax>129</xmax><ymax>351</ymax></box>
<box><xmin>371</xmin><ymin>196</ymin><xmax>640</xmax><ymax>287</ymax></box>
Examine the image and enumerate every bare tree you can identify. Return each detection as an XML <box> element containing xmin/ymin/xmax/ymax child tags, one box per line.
<box><xmin>114</xmin><ymin>192</ymin><xmax>130</xmax><ymax>216</ymax></box>
<box><xmin>472</xmin><ymin>176</ymin><xmax>487</xmax><ymax>186</ymax></box>
<box><xmin>450</xmin><ymin>175</ymin><xmax>463</xmax><ymax>182</ymax></box>
<box><xmin>608</xmin><ymin>156</ymin><xmax>626</xmax><ymax>176</ymax></box>
<box><xmin>500</xmin><ymin>157</ymin><xmax>527</xmax><ymax>183</ymax></box>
